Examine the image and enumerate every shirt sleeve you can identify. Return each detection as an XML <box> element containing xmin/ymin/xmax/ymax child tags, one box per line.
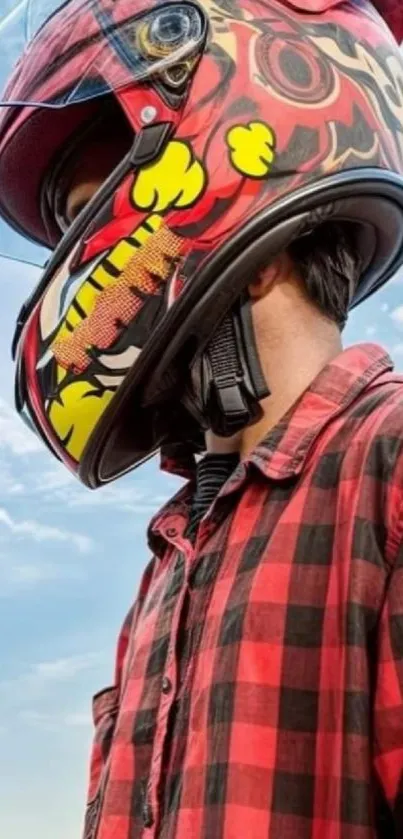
<box><xmin>373</xmin><ymin>542</ymin><xmax>403</xmax><ymax>831</ymax></box>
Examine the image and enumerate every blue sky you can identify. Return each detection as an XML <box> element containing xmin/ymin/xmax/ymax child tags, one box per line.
<box><xmin>0</xmin><ymin>236</ymin><xmax>403</xmax><ymax>839</ymax></box>
<box><xmin>0</xmin><ymin>10</ymin><xmax>402</xmax><ymax>828</ymax></box>
<box><xmin>0</xmin><ymin>249</ymin><xmax>181</xmax><ymax>836</ymax></box>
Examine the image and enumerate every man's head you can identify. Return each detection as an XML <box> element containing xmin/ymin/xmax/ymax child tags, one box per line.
<box><xmin>1</xmin><ymin>0</ymin><xmax>402</xmax><ymax>487</ymax></box>
<box><xmin>55</xmin><ymin>139</ymin><xmax>362</xmax><ymax>441</ymax></box>
<box><xmin>54</xmin><ymin>146</ymin><xmax>362</xmax><ymax>457</ymax></box>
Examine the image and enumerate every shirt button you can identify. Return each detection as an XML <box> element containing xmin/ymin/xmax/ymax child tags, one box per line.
<box><xmin>142</xmin><ymin>802</ymin><xmax>154</xmax><ymax>828</ymax></box>
<box><xmin>141</xmin><ymin>785</ymin><xmax>154</xmax><ymax>828</ymax></box>
<box><xmin>166</xmin><ymin>527</ymin><xmax>177</xmax><ymax>538</ymax></box>
<box><xmin>161</xmin><ymin>676</ymin><xmax>172</xmax><ymax>694</ymax></box>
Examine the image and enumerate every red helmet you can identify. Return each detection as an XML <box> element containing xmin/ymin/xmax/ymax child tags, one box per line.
<box><xmin>0</xmin><ymin>0</ymin><xmax>403</xmax><ymax>487</ymax></box>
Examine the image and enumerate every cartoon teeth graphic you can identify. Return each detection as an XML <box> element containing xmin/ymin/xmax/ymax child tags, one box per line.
<box><xmin>43</xmin><ymin>218</ymin><xmax>184</xmax><ymax>461</ymax></box>
<box><xmin>50</xmin><ymin>217</ymin><xmax>183</xmax><ymax>373</ymax></box>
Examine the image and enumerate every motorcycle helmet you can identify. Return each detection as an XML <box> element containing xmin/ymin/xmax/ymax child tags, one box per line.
<box><xmin>0</xmin><ymin>0</ymin><xmax>402</xmax><ymax>487</ymax></box>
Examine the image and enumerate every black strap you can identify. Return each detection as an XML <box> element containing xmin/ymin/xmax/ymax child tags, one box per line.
<box><xmin>206</xmin><ymin>311</ymin><xmax>261</xmax><ymax>437</ymax></box>
<box><xmin>238</xmin><ymin>295</ymin><xmax>269</xmax><ymax>401</ymax></box>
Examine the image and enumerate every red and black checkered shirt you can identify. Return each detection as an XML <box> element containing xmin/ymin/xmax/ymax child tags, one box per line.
<box><xmin>84</xmin><ymin>344</ymin><xmax>403</xmax><ymax>839</ymax></box>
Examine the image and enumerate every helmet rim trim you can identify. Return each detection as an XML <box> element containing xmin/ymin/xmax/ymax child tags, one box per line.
<box><xmin>75</xmin><ymin>166</ymin><xmax>403</xmax><ymax>487</ymax></box>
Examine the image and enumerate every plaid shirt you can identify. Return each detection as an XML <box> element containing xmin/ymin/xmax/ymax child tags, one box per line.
<box><xmin>84</xmin><ymin>344</ymin><xmax>403</xmax><ymax>839</ymax></box>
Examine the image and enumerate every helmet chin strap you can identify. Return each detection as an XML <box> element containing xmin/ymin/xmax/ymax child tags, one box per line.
<box><xmin>183</xmin><ymin>294</ymin><xmax>270</xmax><ymax>440</ymax></box>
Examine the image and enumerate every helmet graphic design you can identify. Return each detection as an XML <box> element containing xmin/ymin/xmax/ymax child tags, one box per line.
<box><xmin>0</xmin><ymin>0</ymin><xmax>403</xmax><ymax>486</ymax></box>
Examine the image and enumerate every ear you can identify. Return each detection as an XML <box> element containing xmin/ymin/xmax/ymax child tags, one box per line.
<box><xmin>371</xmin><ymin>0</ymin><xmax>402</xmax><ymax>42</ymax></box>
<box><xmin>248</xmin><ymin>253</ymin><xmax>292</xmax><ymax>300</ymax></box>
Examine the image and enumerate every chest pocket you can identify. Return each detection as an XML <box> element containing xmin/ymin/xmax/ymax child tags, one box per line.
<box><xmin>83</xmin><ymin>685</ymin><xmax>120</xmax><ymax>839</ymax></box>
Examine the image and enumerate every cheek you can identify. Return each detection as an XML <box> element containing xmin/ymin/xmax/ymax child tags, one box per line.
<box><xmin>66</xmin><ymin>179</ymin><xmax>105</xmax><ymax>222</ymax></box>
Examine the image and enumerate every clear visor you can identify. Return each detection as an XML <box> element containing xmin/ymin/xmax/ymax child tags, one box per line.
<box><xmin>0</xmin><ymin>0</ymin><xmax>207</xmax><ymax>108</ymax></box>
<box><xmin>0</xmin><ymin>209</ymin><xmax>50</xmax><ymax>267</ymax></box>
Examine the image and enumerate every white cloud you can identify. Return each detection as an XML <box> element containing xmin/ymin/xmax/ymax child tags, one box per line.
<box><xmin>2</xmin><ymin>559</ymin><xmax>84</xmax><ymax>588</ymax></box>
<box><xmin>63</xmin><ymin>710</ymin><xmax>92</xmax><ymax>727</ymax></box>
<box><xmin>0</xmin><ymin>506</ymin><xmax>93</xmax><ymax>553</ymax></box>
<box><xmin>67</xmin><ymin>483</ymin><xmax>156</xmax><ymax>512</ymax></box>
<box><xmin>34</xmin><ymin>653</ymin><xmax>101</xmax><ymax>682</ymax></box>
<box><xmin>20</xmin><ymin>709</ymin><xmax>92</xmax><ymax>730</ymax></box>
<box><xmin>0</xmin><ymin>398</ymin><xmax>42</xmax><ymax>455</ymax></box>
<box><xmin>390</xmin><ymin>305</ymin><xmax>403</xmax><ymax>327</ymax></box>
<box><xmin>389</xmin><ymin>269</ymin><xmax>403</xmax><ymax>286</ymax></box>
<box><xmin>39</xmin><ymin>465</ymin><xmax>75</xmax><ymax>492</ymax></box>
<box><xmin>0</xmin><ymin>651</ymin><xmax>103</xmax><ymax>703</ymax></box>
<box><xmin>381</xmin><ymin>303</ymin><xmax>389</xmax><ymax>313</ymax></box>
<box><xmin>35</xmin><ymin>471</ymin><xmax>165</xmax><ymax>515</ymax></box>
<box><xmin>7</xmin><ymin>481</ymin><xmax>25</xmax><ymax>494</ymax></box>
<box><xmin>11</xmin><ymin>563</ymin><xmax>54</xmax><ymax>584</ymax></box>
<box><xmin>0</xmin><ymin>455</ymin><xmax>26</xmax><ymax>496</ymax></box>
<box><xmin>365</xmin><ymin>325</ymin><xmax>377</xmax><ymax>336</ymax></box>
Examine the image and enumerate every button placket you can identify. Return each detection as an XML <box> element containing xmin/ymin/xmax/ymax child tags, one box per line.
<box><xmin>147</xmin><ymin>540</ymin><xmax>192</xmax><ymax>828</ymax></box>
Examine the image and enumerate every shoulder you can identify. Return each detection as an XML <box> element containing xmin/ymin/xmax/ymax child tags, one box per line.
<box><xmin>346</xmin><ymin>372</ymin><xmax>403</xmax><ymax>449</ymax></box>
<box><xmin>339</xmin><ymin>372</ymin><xmax>403</xmax><ymax>490</ymax></box>
<box><xmin>345</xmin><ymin>373</ymin><xmax>403</xmax><ymax>563</ymax></box>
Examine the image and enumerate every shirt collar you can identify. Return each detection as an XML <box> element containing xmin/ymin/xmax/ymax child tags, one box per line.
<box><xmin>149</xmin><ymin>343</ymin><xmax>394</xmax><ymax>548</ymax></box>
<box><xmin>247</xmin><ymin>343</ymin><xmax>394</xmax><ymax>482</ymax></box>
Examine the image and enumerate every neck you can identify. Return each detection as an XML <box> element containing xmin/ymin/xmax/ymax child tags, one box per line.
<box><xmin>240</xmin><ymin>322</ymin><xmax>342</xmax><ymax>457</ymax></box>
<box><xmin>207</xmin><ymin>300</ymin><xmax>343</xmax><ymax>457</ymax></box>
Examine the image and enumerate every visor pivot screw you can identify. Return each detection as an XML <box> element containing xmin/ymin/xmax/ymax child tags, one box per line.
<box><xmin>140</xmin><ymin>106</ymin><xmax>157</xmax><ymax>124</ymax></box>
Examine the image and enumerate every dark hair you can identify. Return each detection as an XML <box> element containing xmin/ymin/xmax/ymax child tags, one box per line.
<box><xmin>288</xmin><ymin>221</ymin><xmax>363</xmax><ymax>329</ymax></box>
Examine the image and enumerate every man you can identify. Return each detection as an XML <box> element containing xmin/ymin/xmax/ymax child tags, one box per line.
<box><xmin>0</xmin><ymin>0</ymin><xmax>403</xmax><ymax>836</ymax></box>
